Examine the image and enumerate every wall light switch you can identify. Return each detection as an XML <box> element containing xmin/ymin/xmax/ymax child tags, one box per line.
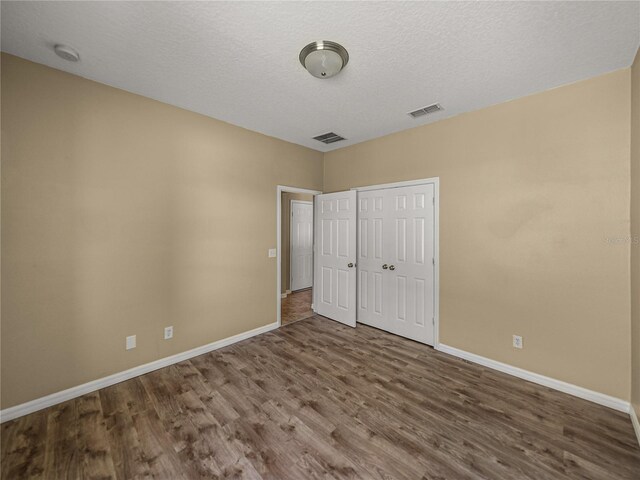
<box><xmin>268</xmin><ymin>248</ymin><xmax>277</xmax><ymax>258</ymax></box>
<box><xmin>126</xmin><ymin>335</ymin><xmax>136</xmax><ymax>350</ymax></box>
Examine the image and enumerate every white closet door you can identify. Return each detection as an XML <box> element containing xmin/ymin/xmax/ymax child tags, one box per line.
<box><xmin>357</xmin><ymin>184</ymin><xmax>435</xmax><ymax>345</ymax></box>
<box><xmin>357</xmin><ymin>190</ymin><xmax>387</xmax><ymax>327</ymax></box>
<box><xmin>314</xmin><ymin>191</ymin><xmax>357</xmax><ymax>327</ymax></box>
<box><xmin>290</xmin><ymin>201</ymin><xmax>313</xmax><ymax>291</ymax></box>
<box><xmin>385</xmin><ymin>184</ymin><xmax>435</xmax><ymax>345</ymax></box>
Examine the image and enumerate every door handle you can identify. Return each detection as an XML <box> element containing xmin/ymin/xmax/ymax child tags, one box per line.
<box><xmin>389</xmin><ymin>265</ymin><xmax>395</xmax><ymax>271</ymax></box>
<box><xmin>348</xmin><ymin>262</ymin><xmax>354</xmax><ymax>268</ymax></box>
<box><xmin>382</xmin><ymin>264</ymin><xmax>388</xmax><ymax>270</ymax></box>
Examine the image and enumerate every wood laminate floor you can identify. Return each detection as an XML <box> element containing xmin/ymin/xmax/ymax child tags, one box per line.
<box><xmin>2</xmin><ymin>316</ymin><xmax>639</xmax><ymax>479</ymax></box>
<box><xmin>281</xmin><ymin>289</ymin><xmax>313</xmax><ymax>325</ymax></box>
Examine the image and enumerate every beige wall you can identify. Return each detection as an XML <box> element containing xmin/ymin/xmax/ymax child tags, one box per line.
<box><xmin>0</xmin><ymin>54</ymin><xmax>323</xmax><ymax>409</ymax></box>
<box><xmin>281</xmin><ymin>192</ymin><xmax>314</xmax><ymax>294</ymax></box>
<box><xmin>631</xmin><ymin>48</ymin><xmax>640</xmax><ymax>420</ymax></box>
<box><xmin>324</xmin><ymin>70</ymin><xmax>632</xmax><ymax>400</ymax></box>
<box><xmin>2</xmin><ymin>51</ymin><xmax>636</xmax><ymax>410</ymax></box>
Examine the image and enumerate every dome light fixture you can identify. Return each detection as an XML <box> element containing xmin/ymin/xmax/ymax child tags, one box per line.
<box><xmin>299</xmin><ymin>41</ymin><xmax>349</xmax><ymax>79</ymax></box>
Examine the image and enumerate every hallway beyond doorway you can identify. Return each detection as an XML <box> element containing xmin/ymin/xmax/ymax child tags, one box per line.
<box><xmin>281</xmin><ymin>289</ymin><xmax>313</xmax><ymax>325</ymax></box>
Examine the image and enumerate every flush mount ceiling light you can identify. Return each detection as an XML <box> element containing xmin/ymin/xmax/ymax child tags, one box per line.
<box><xmin>299</xmin><ymin>41</ymin><xmax>349</xmax><ymax>79</ymax></box>
<box><xmin>54</xmin><ymin>44</ymin><xmax>80</xmax><ymax>62</ymax></box>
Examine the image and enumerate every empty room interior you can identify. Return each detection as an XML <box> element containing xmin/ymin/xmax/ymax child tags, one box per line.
<box><xmin>2</xmin><ymin>1</ymin><xmax>640</xmax><ymax>479</ymax></box>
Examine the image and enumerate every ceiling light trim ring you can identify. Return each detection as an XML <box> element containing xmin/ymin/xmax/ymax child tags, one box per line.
<box><xmin>299</xmin><ymin>41</ymin><xmax>349</xmax><ymax>78</ymax></box>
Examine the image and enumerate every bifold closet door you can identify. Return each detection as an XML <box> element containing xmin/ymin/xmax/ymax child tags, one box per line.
<box><xmin>357</xmin><ymin>190</ymin><xmax>387</xmax><ymax>327</ymax></box>
<box><xmin>357</xmin><ymin>184</ymin><xmax>435</xmax><ymax>345</ymax></box>
<box><xmin>313</xmin><ymin>190</ymin><xmax>357</xmax><ymax>327</ymax></box>
<box><xmin>385</xmin><ymin>184</ymin><xmax>435</xmax><ymax>345</ymax></box>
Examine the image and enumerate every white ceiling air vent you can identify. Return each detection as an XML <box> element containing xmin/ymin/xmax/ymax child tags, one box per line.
<box><xmin>408</xmin><ymin>103</ymin><xmax>443</xmax><ymax>118</ymax></box>
<box><xmin>313</xmin><ymin>132</ymin><xmax>346</xmax><ymax>144</ymax></box>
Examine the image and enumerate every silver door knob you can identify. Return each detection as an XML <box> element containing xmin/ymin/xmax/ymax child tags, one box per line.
<box><xmin>348</xmin><ymin>262</ymin><xmax>354</xmax><ymax>268</ymax></box>
<box><xmin>389</xmin><ymin>265</ymin><xmax>395</xmax><ymax>271</ymax></box>
<box><xmin>382</xmin><ymin>264</ymin><xmax>388</xmax><ymax>269</ymax></box>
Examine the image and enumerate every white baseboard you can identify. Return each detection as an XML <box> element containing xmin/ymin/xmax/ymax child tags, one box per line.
<box><xmin>286</xmin><ymin>290</ymin><xmax>291</xmax><ymax>295</ymax></box>
<box><xmin>281</xmin><ymin>293</ymin><xmax>287</xmax><ymax>298</ymax></box>
<box><xmin>436</xmin><ymin>344</ymin><xmax>630</xmax><ymax>413</ymax></box>
<box><xmin>0</xmin><ymin>322</ymin><xmax>279</xmax><ymax>424</ymax></box>
<box><xmin>631</xmin><ymin>405</ymin><xmax>640</xmax><ymax>448</ymax></box>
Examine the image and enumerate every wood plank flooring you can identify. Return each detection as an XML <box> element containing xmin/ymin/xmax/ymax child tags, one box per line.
<box><xmin>281</xmin><ymin>289</ymin><xmax>313</xmax><ymax>325</ymax></box>
<box><xmin>2</xmin><ymin>315</ymin><xmax>639</xmax><ymax>479</ymax></box>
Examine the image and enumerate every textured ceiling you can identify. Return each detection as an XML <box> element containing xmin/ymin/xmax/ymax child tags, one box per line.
<box><xmin>2</xmin><ymin>1</ymin><xmax>639</xmax><ymax>152</ymax></box>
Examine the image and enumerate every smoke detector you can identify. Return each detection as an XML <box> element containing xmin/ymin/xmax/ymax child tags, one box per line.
<box><xmin>54</xmin><ymin>44</ymin><xmax>80</xmax><ymax>62</ymax></box>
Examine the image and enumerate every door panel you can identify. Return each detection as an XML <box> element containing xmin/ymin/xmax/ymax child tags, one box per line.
<box><xmin>321</xmin><ymin>267</ymin><xmax>332</xmax><ymax>303</ymax></box>
<box><xmin>359</xmin><ymin>270</ymin><xmax>368</xmax><ymax>310</ymax></box>
<box><xmin>356</xmin><ymin>190</ymin><xmax>387</xmax><ymax>327</ymax></box>
<box><xmin>373</xmin><ymin>219</ymin><xmax>383</xmax><ymax>259</ymax></box>
<box><xmin>385</xmin><ymin>184</ymin><xmax>435</xmax><ymax>345</ymax></box>
<box><xmin>337</xmin><ymin>219</ymin><xmax>349</xmax><ymax>257</ymax></box>
<box><xmin>337</xmin><ymin>270</ymin><xmax>349</xmax><ymax>309</ymax></box>
<box><xmin>314</xmin><ymin>190</ymin><xmax>357</xmax><ymax>327</ymax></box>
<box><xmin>396</xmin><ymin>275</ymin><xmax>407</xmax><ymax>321</ymax></box>
<box><xmin>414</xmin><ymin>218</ymin><xmax>425</xmax><ymax>264</ymax></box>
<box><xmin>374</xmin><ymin>272</ymin><xmax>383</xmax><ymax>314</ymax></box>
<box><xmin>290</xmin><ymin>201</ymin><xmax>313</xmax><ymax>291</ymax></box>
<box><xmin>357</xmin><ymin>184</ymin><xmax>435</xmax><ymax>345</ymax></box>
<box><xmin>396</xmin><ymin>217</ymin><xmax>406</xmax><ymax>262</ymax></box>
<box><xmin>321</xmin><ymin>219</ymin><xmax>333</xmax><ymax>255</ymax></box>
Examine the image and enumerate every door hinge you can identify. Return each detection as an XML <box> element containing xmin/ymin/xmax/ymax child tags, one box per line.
<box><xmin>432</xmin><ymin>196</ymin><xmax>435</xmax><ymax>205</ymax></box>
<box><xmin>432</xmin><ymin>317</ymin><xmax>435</xmax><ymax>324</ymax></box>
<box><xmin>432</xmin><ymin>258</ymin><xmax>435</xmax><ymax>265</ymax></box>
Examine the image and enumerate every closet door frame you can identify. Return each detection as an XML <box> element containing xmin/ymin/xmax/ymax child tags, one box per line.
<box><xmin>351</xmin><ymin>177</ymin><xmax>440</xmax><ymax>349</ymax></box>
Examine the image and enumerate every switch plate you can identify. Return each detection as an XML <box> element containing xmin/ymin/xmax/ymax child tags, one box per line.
<box><xmin>126</xmin><ymin>335</ymin><xmax>136</xmax><ymax>350</ymax></box>
<box><xmin>268</xmin><ymin>248</ymin><xmax>277</xmax><ymax>258</ymax></box>
<box><xmin>164</xmin><ymin>326</ymin><xmax>173</xmax><ymax>340</ymax></box>
<box><xmin>513</xmin><ymin>335</ymin><xmax>523</xmax><ymax>349</ymax></box>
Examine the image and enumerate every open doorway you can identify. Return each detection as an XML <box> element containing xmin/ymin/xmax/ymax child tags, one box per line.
<box><xmin>282</xmin><ymin>193</ymin><xmax>313</xmax><ymax>325</ymax></box>
<box><xmin>276</xmin><ymin>186</ymin><xmax>322</xmax><ymax>327</ymax></box>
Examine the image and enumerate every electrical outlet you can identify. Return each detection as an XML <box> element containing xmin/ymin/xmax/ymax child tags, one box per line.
<box><xmin>513</xmin><ymin>335</ymin><xmax>523</xmax><ymax>349</ymax></box>
<box><xmin>268</xmin><ymin>248</ymin><xmax>277</xmax><ymax>258</ymax></box>
<box><xmin>126</xmin><ymin>335</ymin><xmax>136</xmax><ymax>350</ymax></box>
<box><xmin>164</xmin><ymin>326</ymin><xmax>173</xmax><ymax>340</ymax></box>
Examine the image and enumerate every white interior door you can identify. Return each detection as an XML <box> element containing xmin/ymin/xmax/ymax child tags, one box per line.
<box><xmin>290</xmin><ymin>200</ymin><xmax>313</xmax><ymax>291</ymax></box>
<box><xmin>313</xmin><ymin>191</ymin><xmax>357</xmax><ymax>327</ymax></box>
<box><xmin>357</xmin><ymin>184</ymin><xmax>435</xmax><ymax>345</ymax></box>
<box><xmin>385</xmin><ymin>184</ymin><xmax>435</xmax><ymax>345</ymax></box>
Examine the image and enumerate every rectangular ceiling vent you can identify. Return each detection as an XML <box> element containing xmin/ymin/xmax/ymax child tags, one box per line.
<box><xmin>408</xmin><ymin>103</ymin><xmax>443</xmax><ymax>118</ymax></box>
<box><xmin>313</xmin><ymin>132</ymin><xmax>346</xmax><ymax>144</ymax></box>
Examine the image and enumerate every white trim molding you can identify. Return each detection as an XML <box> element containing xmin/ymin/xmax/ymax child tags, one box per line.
<box><xmin>436</xmin><ymin>344</ymin><xmax>630</xmax><ymax>413</ymax></box>
<box><xmin>631</xmin><ymin>406</ymin><xmax>640</xmax><ymax>448</ymax></box>
<box><xmin>350</xmin><ymin>176</ymin><xmax>440</xmax><ymax>192</ymax></box>
<box><xmin>0</xmin><ymin>322</ymin><xmax>278</xmax><ymax>424</ymax></box>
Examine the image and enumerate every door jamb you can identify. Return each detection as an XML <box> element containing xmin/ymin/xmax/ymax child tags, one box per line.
<box><xmin>277</xmin><ymin>186</ymin><xmax>322</xmax><ymax>328</ymax></box>
<box><xmin>350</xmin><ymin>177</ymin><xmax>440</xmax><ymax>349</ymax></box>
<box><xmin>290</xmin><ymin>200</ymin><xmax>313</xmax><ymax>293</ymax></box>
